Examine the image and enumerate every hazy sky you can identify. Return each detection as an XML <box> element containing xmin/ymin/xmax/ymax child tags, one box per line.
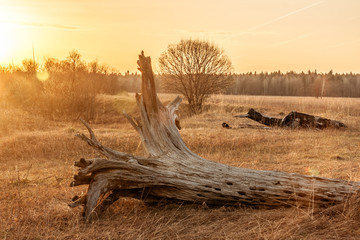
<box><xmin>0</xmin><ymin>0</ymin><xmax>359</xmax><ymax>73</ymax></box>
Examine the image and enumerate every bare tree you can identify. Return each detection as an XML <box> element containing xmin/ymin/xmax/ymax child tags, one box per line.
<box><xmin>159</xmin><ymin>40</ymin><xmax>233</xmax><ymax>114</ymax></box>
<box><xmin>66</xmin><ymin>50</ymin><xmax>86</xmax><ymax>85</ymax></box>
<box><xmin>21</xmin><ymin>59</ymin><xmax>38</xmax><ymax>75</ymax></box>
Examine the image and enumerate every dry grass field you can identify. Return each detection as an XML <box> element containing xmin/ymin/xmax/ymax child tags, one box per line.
<box><xmin>1</xmin><ymin>93</ymin><xmax>360</xmax><ymax>240</ymax></box>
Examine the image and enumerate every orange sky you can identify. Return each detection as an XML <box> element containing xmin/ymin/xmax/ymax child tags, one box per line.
<box><xmin>0</xmin><ymin>0</ymin><xmax>359</xmax><ymax>73</ymax></box>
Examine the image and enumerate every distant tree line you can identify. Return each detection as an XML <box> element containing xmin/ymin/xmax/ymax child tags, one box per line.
<box><xmin>120</xmin><ymin>70</ymin><xmax>360</xmax><ymax>98</ymax></box>
<box><xmin>226</xmin><ymin>70</ymin><xmax>360</xmax><ymax>98</ymax></box>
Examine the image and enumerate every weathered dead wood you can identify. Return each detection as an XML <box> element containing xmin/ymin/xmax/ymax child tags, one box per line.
<box><xmin>235</xmin><ymin>108</ymin><xmax>347</xmax><ymax>129</ymax></box>
<box><xmin>70</xmin><ymin>52</ymin><xmax>359</xmax><ymax>222</ymax></box>
<box><xmin>222</xmin><ymin>122</ymin><xmax>272</xmax><ymax>130</ymax></box>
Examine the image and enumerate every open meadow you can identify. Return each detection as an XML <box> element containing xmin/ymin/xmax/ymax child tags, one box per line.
<box><xmin>1</xmin><ymin>93</ymin><xmax>360</xmax><ymax>240</ymax></box>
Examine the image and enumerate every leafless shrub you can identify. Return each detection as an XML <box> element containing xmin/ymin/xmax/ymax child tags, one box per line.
<box><xmin>0</xmin><ymin>50</ymin><xmax>123</xmax><ymax>121</ymax></box>
<box><xmin>159</xmin><ymin>39</ymin><xmax>233</xmax><ymax>114</ymax></box>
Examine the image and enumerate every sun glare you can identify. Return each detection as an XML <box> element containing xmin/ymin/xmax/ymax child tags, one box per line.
<box><xmin>0</xmin><ymin>7</ymin><xmax>23</xmax><ymax>65</ymax></box>
<box><xmin>0</xmin><ymin>23</ymin><xmax>14</xmax><ymax>64</ymax></box>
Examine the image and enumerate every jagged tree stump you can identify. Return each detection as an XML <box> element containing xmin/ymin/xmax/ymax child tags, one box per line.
<box><xmin>70</xmin><ymin>52</ymin><xmax>359</xmax><ymax>222</ymax></box>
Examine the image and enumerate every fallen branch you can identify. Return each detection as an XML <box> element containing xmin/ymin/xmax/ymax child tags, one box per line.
<box><xmin>222</xmin><ymin>122</ymin><xmax>272</xmax><ymax>130</ymax></box>
<box><xmin>235</xmin><ymin>108</ymin><xmax>347</xmax><ymax>129</ymax></box>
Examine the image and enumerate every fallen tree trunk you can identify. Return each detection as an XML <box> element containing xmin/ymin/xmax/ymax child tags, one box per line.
<box><xmin>70</xmin><ymin>52</ymin><xmax>359</xmax><ymax>222</ymax></box>
<box><xmin>235</xmin><ymin>108</ymin><xmax>347</xmax><ymax>129</ymax></box>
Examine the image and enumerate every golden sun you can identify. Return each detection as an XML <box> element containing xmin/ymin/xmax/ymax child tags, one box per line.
<box><xmin>0</xmin><ymin>23</ymin><xmax>14</xmax><ymax>63</ymax></box>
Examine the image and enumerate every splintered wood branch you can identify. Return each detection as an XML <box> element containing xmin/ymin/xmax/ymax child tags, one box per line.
<box><xmin>70</xmin><ymin>52</ymin><xmax>359</xmax><ymax>222</ymax></box>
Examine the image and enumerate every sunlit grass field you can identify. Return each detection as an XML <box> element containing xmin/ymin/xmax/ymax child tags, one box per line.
<box><xmin>1</xmin><ymin>94</ymin><xmax>360</xmax><ymax>239</ymax></box>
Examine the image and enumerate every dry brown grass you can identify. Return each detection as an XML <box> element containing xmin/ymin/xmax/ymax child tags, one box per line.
<box><xmin>1</xmin><ymin>94</ymin><xmax>360</xmax><ymax>239</ymax></box>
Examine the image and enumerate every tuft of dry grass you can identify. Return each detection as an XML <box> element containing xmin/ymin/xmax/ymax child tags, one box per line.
<box><xmin>1</xmin><ymin>94</ymin><xmax>360</xmax><ymax>239</ymax></box>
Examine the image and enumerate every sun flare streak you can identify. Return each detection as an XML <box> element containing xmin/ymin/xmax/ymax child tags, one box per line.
<box><xmin>250</xmin><ymin>1</ymin><xmax>324</xmax><ymax>31</ymax></box>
